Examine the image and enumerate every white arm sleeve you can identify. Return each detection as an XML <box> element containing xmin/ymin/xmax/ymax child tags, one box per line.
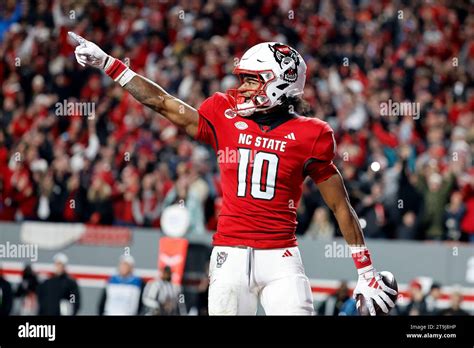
<box><xmin>85</xmin><ymin>133</ymin><xmax>99</xmax><ymax>160</ymax></box>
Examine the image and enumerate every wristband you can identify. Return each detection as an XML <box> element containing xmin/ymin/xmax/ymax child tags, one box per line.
<box><xmin>104</xmin><ymin>57</ymin><xmax>137</xmax><ymax>87</ymax></box>
<box><xmin>350</xmin><ymin>246</ymin><xmax>373</xmax><ymax>275</ymax></box>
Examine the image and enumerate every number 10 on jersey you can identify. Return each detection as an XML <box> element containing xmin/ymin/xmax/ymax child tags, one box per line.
<box><xmin>237</xmin><ymin>148</ymin><xmax>279</xmax><ymax>200</ymax></box>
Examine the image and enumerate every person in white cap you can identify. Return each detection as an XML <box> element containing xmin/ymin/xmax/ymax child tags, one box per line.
<box><xmin>37</xmin><ymin>253</ymin><xmax>81</xmax><ymax>315</ymax></box>
<box><xmin>98</xmin><ymin>254</ymin><xmax>144</xmax><ymax>315</ymax></box>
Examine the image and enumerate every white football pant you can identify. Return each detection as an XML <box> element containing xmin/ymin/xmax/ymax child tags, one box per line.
<box><xmin>208</xmin><ymin>246</ymin><xmax>315</xmax><ymax>315</ymax></box>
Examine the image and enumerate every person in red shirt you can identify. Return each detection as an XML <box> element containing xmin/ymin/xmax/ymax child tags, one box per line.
<box><xmin>69</xmin><ymin>33</ymin><xmax>397</xmax><ymax>316</ymax></box>
<box><xmin>460</xmin><ymin>174</ymin><xmax>474</xmax><ymax>242</ymax></box>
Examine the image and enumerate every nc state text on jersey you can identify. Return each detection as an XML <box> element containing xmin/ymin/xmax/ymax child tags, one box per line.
<box><xmin>238</xmin><ymin>134</ymin><xmax>287</xmax><ymax>152</ymax></box>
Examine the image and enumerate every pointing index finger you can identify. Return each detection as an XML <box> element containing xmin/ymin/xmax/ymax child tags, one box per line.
<box><xmin>68</xmin><ymin>31</ymin><xmax>87</xmax><ymax>46</ymax></box>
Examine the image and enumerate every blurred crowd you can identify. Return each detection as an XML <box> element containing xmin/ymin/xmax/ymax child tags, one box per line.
<box><xmin>0</xmin><ymin>0</ymin><xmax>473</xmax><ymax>241</ymax></box>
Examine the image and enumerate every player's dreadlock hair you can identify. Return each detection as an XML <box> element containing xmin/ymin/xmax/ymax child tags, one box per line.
<box><xmin>250</xmin><ymin>95</ymin><xmax>313</xmax><ymax>126</ymax></box>
<box><xmin>280</xmin><ymin>95</ymin><xmax>312</xmax><ymax>116</ymax></box>
<box><xmin>259</xmin><ymin>95</ymin><xmax>312</xmax><ymax>117</ymax></box>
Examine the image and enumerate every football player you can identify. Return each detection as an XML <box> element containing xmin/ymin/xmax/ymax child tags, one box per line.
<box><xmin>69</xmin><ymin>32</ymin><xmax>397</xmax><ymax>315</ymax></box>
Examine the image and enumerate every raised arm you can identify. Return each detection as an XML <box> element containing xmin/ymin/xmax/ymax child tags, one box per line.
<box><xmin>123</xmin><ymin>75</ymin><xmax>199</xmax><ymax>136</ymax></box>
<box><xmin>68</xmin><ymin>32</ymin><xmax>199</xmax><ymax>137</ymax></box>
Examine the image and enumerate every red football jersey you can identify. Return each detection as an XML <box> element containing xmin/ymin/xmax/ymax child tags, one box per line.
<box><xmin>195</xmin><ymin>92</ymin><xmax>337</xmax><ymax>249</ymax></box>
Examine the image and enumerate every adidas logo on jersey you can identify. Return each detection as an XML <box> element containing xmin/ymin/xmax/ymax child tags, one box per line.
<box><xmin>284</xmin><ymin>132</ymin><xmax>296</xmax><ymax>140</ymax></box>
<box><xmin>282</xmin><ymin>249</ymin><xmax>293</xmax><ymax>257</ymax></box>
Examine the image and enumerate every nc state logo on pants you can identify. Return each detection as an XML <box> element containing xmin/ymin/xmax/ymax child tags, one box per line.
<box><xmin>216</xmin><ymin>252</ymin><xmax>228</xmax><ymax>268</ymax></box>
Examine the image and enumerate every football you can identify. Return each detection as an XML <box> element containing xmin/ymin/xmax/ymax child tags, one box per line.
<box><xmin>356</xmin><ymin>271</ymin><xmax>398</xmax><ymax>316</ymax></box>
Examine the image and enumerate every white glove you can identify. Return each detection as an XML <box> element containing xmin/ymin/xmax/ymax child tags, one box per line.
<box><xmin>68</xmin><ymin>31</ymin><xmax>136</xmax><ymax>86</ymax></box>
<box><xmin>68</xmin><ymin>31</ymin><xmax>109</xmax><ymax>69</ymax></box>
<box><xmin>353</xmin><ymin>269</ymin><xmax>397</xmax><ymax>316</ymax></box>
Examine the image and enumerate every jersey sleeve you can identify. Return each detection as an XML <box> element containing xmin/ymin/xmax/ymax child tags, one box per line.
<box><xmin>194</xmin><ymin>94</ymin><xmax>220</xmax><ymax>151</ymax></box>
<box><xmin>303</xmin><ymin>122</ymin><xmax>338</xmax><ymax>184</ymax></box>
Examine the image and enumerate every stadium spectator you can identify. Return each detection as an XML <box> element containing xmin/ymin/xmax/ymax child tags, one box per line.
<box><xmin>416</xmin><ymin>166</ymin><xmax>456</xmax><ymax>240</ymax></box>
<box><xmin>460</xmin><ymin>177</ymin><xmax>474</xmax><ymax>242</ymax></box>
<box><xmin>87</xmin><ymin>173</ymin><xmax>114</xmax><ymax>225</ymax></box>
<box><xmin>444</xmin><ymin>191</ymin><xmax>466</xmax><ymax>241</ymax></box>
<box><xmin>317</xmin><ymin>281</ymin><xmax>357</xmax><ymax>316</ymax></box>
<box><xmin>355</xmin><ymin>182</ymin><xmax>391</xmax><ymax>239</ymax></box>
<box><xmin>13</xmin><ymin>264</ymin><xmax>39</xmax><ymax>315</ymax></box>
<box><xmin>401</xmin><ymin>280</ymin><xmax>427</xmax><ymax>316</ymax></box>
<box><xmin>423</xmin><ymin>282</ymin><xmax>442</xmax><ymax>315</ymax></box>
<box><xmin>396</xmin><ymin>154</ymin><xmax>424</xmax><ymax>239</ymax></box>
<box><xmin>439</xmin><ymin>291</ymin><xmax>470</xmax><ymax>316</ymax></box>
<box><xmin>132</xmin><ymin>173</ymin><xmax>162</xmax><ymax>227</ymax></box>
<box><xmin>0</xmin><ymin>264</ymin><xmax>13</xmax><ymax>316</ymax></box>
<box><xmin>63</xmin><ymin>172</ymin><xmax>87</xmax><ymax>222</ymax></box>
<box><xmin>161</xmin><ymin>162</ymin><xmax>206</xmax><ymax>236</ymax></box>
<box><xmin>37</xmin><ymin>253</ymin><xmax>81</xmax><ymax>315</ymax></box>
<box><xmin>98</xmin><ymin>255</ymin><xmax>144</xmax><ymax>315</ymax></box>
<box><xmin>306</xmin><ymin>207</ymin><xmax>335</xmax><ymax>239</ymax></box>
<box><xmin>396</xmin><ymin>211</ymin><xmax>418</xmax><ymax>240</ymax></box>
<box><xmin>142</xmin><ymin>266</ymin><xmax>181</xmax><ymax>315</ymax></box>
<box><xmin>0</xmin><ymin>1</ymin><xmax>22</xmax><ymax>42</ymax></box>
<box><xmin>113</xmin><ymin>165</ymin><xmax>141</xmax><ymax>226</ymax></box>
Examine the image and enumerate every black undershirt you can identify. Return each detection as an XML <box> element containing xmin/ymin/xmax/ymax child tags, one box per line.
<box><xmin>248</xmin><ymin>109</ymin><xmax>297</xmax><ymax>131</ymax></box>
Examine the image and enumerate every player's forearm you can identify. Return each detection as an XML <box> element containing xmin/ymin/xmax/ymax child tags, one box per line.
<box><xmin>333</xmin><ymin>201</ymin><xmax>365</xmax><ymax>246</ymax></box>
<box><xmin>317</xmin><ymin>173</ymin><xmax>365</xmax><ymax>246</ymax></box>
<box><xmin>123</xmin><ymin>74</ymin><xmax>168</xmax><ymax>113</ymax></box>
<box><xmin>330</xmin><ymin>195</ymin><xmax>380</xmax><ymax>277</ymax></box>
<box><xmin>123</xmin><ymin>75</ymin><xmax>197</xmax><ymax>130</ymax></box>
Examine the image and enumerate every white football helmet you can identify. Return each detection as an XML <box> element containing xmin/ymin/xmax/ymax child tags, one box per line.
<box><xmin>227</xmin><ymin>42</ymin><xmax>307</xmax><ymax>117</ymax></box>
